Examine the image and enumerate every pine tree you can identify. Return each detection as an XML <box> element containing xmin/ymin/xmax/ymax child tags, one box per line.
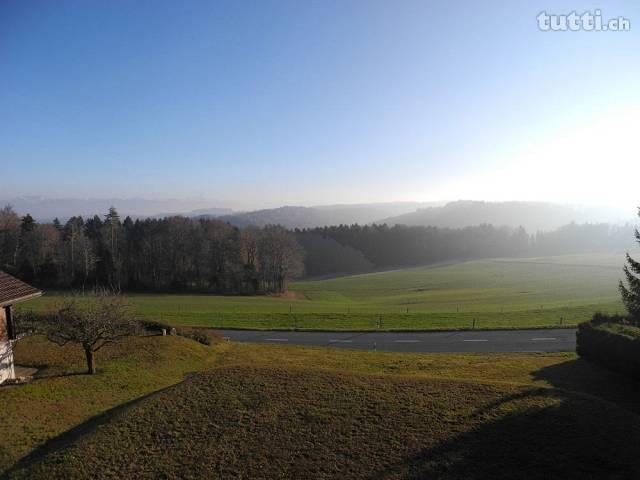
<box><xmin>103</xmin><ymin>207</ymin><xmax>122</xmax><ymax>288</ymax></box>
<box><xmin>20</xmin><ymin>214</ymin><xmax>36</xmax><ymax>233</ymax></box>
<box><xmin>620</xmin><ymin>212</ymin><xmax>640</xmax><ymax>322</ymax></box>
<box><xmin>104</xmin><ymin>206</ymin><xmax>121</xmax><ymax>255</ymax></box>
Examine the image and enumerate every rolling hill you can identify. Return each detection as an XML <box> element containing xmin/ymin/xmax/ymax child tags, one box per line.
<box><xmin>214</xmin><ymin>202</ymin><xmax>435</xmax><ymax>229</ymax></box>
<box><xmin>380</xmin><ymin>200</ymin><xmax>631</xmax><ymax>232</ymax></box>
<box><xmin>8</xmin><ymin>358</ymin><xmax>640</xmax><ymax>479</ymax></box>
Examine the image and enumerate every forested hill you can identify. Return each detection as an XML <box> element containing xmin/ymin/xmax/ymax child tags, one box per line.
<box><xmin>214</xmin><ymin>203</ymin><xmax>432</xmax><ymax>229</ymax></box>
<box><xmin>379</xmin><ymin>201</ymin><xmax>631</xmax><ymax>232</ymax></box>
<box><xmin>6</xmin><ymin>199</ymin><xmax>630</xmax><ymax>232</ymax></box>
<box><xmin>0</xmin><ymin>204</ymin><xmax>635</xmax><ymax>291</ymax></box>
<box><xmin>207</xmin><ymin>201</ymin><xmax>630</xmax><ymax>232</ymax></box>
<box><xmin>297</xmin><ymin>223</ymin><xmax>636</xmax><ymax>277</ymax></box>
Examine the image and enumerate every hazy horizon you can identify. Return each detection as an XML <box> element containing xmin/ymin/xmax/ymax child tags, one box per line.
<box><xmin>2</xmin><ymin>196</ymin><xmax>635</xmax><ymax>229</ymax></box>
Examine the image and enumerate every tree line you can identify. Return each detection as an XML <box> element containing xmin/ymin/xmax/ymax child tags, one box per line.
<box><xmin>296</xmin><ymin>222</ymin><xmax>635</xmax><ymax>277</ymax></box>
<box><xmin>0</xmin><ymin>206</ymin><xmax>303</xmax><ymax>293</ymax></box>
<box><xmin>0</xmin><ymin>204</ymin><xmax>635</xmax><ymax>290</ymax></box>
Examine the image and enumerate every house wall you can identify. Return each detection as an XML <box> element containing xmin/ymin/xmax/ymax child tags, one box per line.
<box><xmin>0</xmin><ymin>307</ymin><xmax>6</xmax><ymax>341</ymax></box>
<box><xmin>0</xmin><ymin>308</ymin><xmax>15</xmax><ymax>383</ymax></box>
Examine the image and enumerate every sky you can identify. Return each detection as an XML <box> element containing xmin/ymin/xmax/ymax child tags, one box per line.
<box><xmin>2</xmin><ymin>0</ymin><xmax>640</xmax><ymax>210</ymax></box>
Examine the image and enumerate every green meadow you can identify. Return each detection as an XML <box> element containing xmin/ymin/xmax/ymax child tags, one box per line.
<box><xmin>5</xmin><ymin>337</ymin><xmax>640</xmax><ymax>478</ymax></box>
<box><xmin>26</xmin><ymin>253</ymin><xmax>627</xmax><ymax>331</ymax></box>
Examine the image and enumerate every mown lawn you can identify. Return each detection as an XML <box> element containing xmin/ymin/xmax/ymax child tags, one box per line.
<box><xmin>0</xmin><ymin>335</ymin><xmax>220</xmax><ymax>473</ymax></box>
<box><xmin>24</xmin><ymin>254</ymin><xmax>626</xmax><ymax>331</ymax></box>
<box><xmin>7</xmin><ymin>363</ymin><xmax>640</xmax><ymax>479</ymax></box>
<box><xmin>3</xmin><ymin>337</ymin><xmax>640</xmax><ymax>478</ymax></box>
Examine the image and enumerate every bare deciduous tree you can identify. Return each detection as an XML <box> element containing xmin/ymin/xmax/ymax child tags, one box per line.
<box><xmin>39</xmin><ymin>289</ymin><xmax>139</xmax><ymax>374</ymax></box>
<box><xmin>258</xmin><ymin>226</ymin><xmax>304</xmax><ymax>293</ymax></box>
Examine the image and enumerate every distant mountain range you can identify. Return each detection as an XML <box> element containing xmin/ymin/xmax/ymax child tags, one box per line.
<box><xmin>0</xmin><ymin>196</ymin><xmax>230</xmax><ymax>222</ymax></box>
<box><xmin>2</xmin><ymin>197</ymin><xmax>431</xmax><ymax>226</ymax></box>
<box><xmin>2</xmin><ymin>197</ymin><xmax>634</xmax><ymax>232</ymax></box>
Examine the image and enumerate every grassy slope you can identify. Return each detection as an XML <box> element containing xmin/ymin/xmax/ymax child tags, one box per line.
<box><xmin>0</xmin><ymin>335</ymin><xmax>218</xmax><ymax>473</ymax></box>
<box><xmin>5</xmin><ymin>341</ymin><xmax>640</xmax><ymax>479</ymax></box>
<box><xmin>215</xmin><ymin>343</ymin><xmax>640</xmax><ymax>416</ymax></box>
<box><xmin>8</xmin><ymin>364</ymin><xmax>640</xmax><ymax>479</ymax></box>
<box><xmin>25</xmin><ymin>254</ymin><xmax>626</xmax><ymax>331</ymax></box>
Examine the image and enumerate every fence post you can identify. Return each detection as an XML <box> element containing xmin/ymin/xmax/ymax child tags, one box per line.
<box><xmin>472</xmin><ymin>318</ymin><xmax>476</xmax><ymax>329</ymax></box>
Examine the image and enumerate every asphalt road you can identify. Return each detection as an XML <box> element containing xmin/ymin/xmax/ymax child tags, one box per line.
<box><xmin>214</xmin><ymin>328</ymin><xmax>576</xmax><ymax>353</ymax></box>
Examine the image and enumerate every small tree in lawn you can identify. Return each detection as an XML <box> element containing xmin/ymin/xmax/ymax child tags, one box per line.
<box><xmin>620</xmin><ymin>210</ymin><xmax>640</xmax><ymax>325</ymax></box>
<box><xmin>42</xmin><ymin>289</ymin><xmax>139</xmax><ymax>374</ymax></box>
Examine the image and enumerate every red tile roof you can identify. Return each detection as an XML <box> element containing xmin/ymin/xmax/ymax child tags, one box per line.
<box><xmin>0</xmin><ymin>271</ymin><xmax>42</xmax><ymax>307</ymax></box>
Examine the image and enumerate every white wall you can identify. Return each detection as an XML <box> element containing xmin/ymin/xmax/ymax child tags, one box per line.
<box><xmin>0</xmin><ymin>341</ymin><xmax>15</xmax><ymax>383</ymax></box>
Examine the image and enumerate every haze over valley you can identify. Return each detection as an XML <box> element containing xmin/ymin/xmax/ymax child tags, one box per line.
<box><xmin>2</xmin><ymin>197</ymin><xmax>634</xmax><ymax>233</ymax></box>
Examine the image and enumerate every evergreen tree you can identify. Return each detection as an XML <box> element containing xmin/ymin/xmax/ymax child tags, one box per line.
<box><xmin>104</xmin><ymin>206</ymin><xmax>121</xmax><ymax>255</ymax></box>
<box><xmin>102</xmin><ymin>207</ymin><xmax>122</xmax><ymax>288</ymax></box>
<box><xmin>20</xmin><ymin>214</ymin><xmax>36</xmax><ymax>233</ymax></box>
<box><xmin>17</xmin><ymin>214</ymin><xmax>39</xmax><ymax>281</ymax></box>
<box><xmin>620</xmin><ymin>210</ymin><xmax>640</xmax><ymax>322</ymax></box>
<box><xmin>0</xmin><ymin>205</ymin><xmax>20</xmax><ymax>269</ymax></box>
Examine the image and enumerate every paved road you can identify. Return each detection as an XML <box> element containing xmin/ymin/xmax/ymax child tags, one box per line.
<box><xmin>214</xmin><ymin>328</ymin><xmax>576</xmax><ymax>353</ymax></box>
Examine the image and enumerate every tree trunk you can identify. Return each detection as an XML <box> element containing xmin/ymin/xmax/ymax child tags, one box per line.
<box><xmin>84</xmin><ymin>347</ymin><xmax>96</xmax><ymax>374</ymax></box>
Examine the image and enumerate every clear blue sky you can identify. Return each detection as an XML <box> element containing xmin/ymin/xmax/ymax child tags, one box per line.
<box><xmin>2</xmin><ymin>0</ymin><xmax>639</xmax><ymax>208</ymax></box>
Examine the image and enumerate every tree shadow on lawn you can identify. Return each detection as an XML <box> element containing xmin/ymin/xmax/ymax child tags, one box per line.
<box><xmin>373</xmin><ymin>388</ymin><xmax>640</xmax><ymax>480</ymax></box>
<box><xmin>532</xmin><ymin>357</ymin><xmax>640</xmax><ymax>415</ymax></box>
<box><xmin>16</xmin><ymin>361</ymin><xmax>88</xmax><ymax>380</ymax></box>
<box><xmin>0</xmin><ymin>379</ymin><xmax>186</xmax><ymax>479</ymax></box>
<box><xmin>5</xmin><ymin>359</ymin><xmax>640</xmax><ymax>480</ymax></box>
<box><xmin>34</xmin><ymin>369</ymin><xmax>86</xmax><ymax>379</ymax></box>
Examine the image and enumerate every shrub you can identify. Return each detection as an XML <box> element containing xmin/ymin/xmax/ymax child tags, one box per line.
<box><xmin>174</xmin><ymin>327</ymin><xmax>221</xmax><ymax>346</ymax></box>
<box><xmin>124</xmin><ymin>320</ymin><xmax>221</xmax><ymax>346</ymax></box>
<box><xmin>140</xmin><ymin>319</ymin><xmax>172</xmax><ymax>333</ymax></box>
<box><xmin>591</xmin><ymin>311</ymin><xmax>628</xmax><ymax>325</ymax></box>
<box><xmin>577</xmin><ymin>314</ymin><xmax>640</xmax><ymax>378</ymax></box>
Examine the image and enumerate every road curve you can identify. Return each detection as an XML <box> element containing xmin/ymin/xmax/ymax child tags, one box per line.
<box><xmin>213</xmin><ymin>328</ymin><xmax>576</xmax><ymax>353</ymax></box>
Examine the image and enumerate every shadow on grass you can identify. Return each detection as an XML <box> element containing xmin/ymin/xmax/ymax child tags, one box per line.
<box><xmin>34</xmin><ymin>370</ymin><xmax>87</xmax><ymax>379</ymax></box>
<box><xmin>533</xmin><ymin>357</ymin><xmax>640</xmax><ymax>415</ymax></box>
<box><xmin>373</xmin><ymin>358</ymin><xmax>640</xmax><ymax>479</ymax></box>
<box><xmin>374</xmin><ymin>390</ymin><xmax>640</xmax><ymax>480</ymax></box>
<box><xmin>6</xmin><ymin>359</ymin><xmax>640</xmax><ymax>480</ymax></box>
<box><xmin>0</xmin><ymin>379</ymin><xmax>187</xmax><ymax>480</ymax></box>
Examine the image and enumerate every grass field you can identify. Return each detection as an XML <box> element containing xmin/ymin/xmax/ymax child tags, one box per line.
<box><xmin>0</xmin><ymin>335</ymin><xmax>217</xmax><ymax>473</ymax></box>
<box><xmin>25</xmin><ymin>254</ymin><xmax>627</xmax><ymax>331</ymax></box>
<box><xmin>4</xmin><ymin>339</ymin><xmax>640</xmax><ymax>479</ymax></box>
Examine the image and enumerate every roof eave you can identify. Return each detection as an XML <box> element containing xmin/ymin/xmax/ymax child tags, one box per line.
<box><xmin>0</xmin><ymin>291</ymin><xmax>43</xmax><ymax>308</ymax></box>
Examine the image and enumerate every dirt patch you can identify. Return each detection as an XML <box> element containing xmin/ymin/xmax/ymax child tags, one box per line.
<box><xmin>268</xmin><ymin>290</ymin><xmax>306</xmax><ymax>300</ymax></box>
